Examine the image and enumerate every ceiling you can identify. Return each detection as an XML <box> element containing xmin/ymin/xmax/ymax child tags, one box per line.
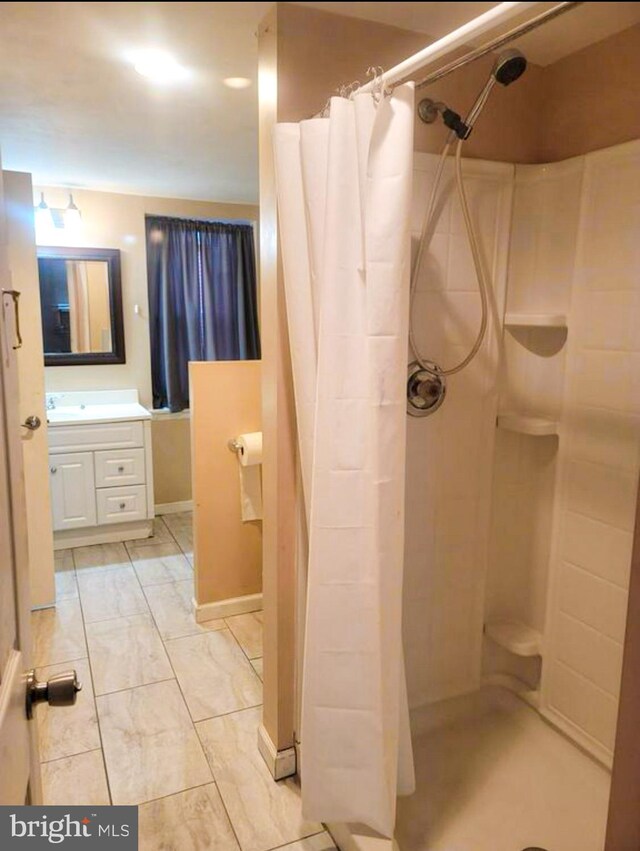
<box><xmin>1</xmin><ymin>2</ymin><xmax>639</xmax><ymax>203</ymax></box>
<box><xmin>0</xmin><ymin>2</ymin><xmax>270</xmax><ymax>203</ymax></box>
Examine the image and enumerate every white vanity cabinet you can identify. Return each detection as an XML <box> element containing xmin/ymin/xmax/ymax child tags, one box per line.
<box><xmin>46</xmin><ymin>390</ymin><xmax>154</xmax><ymax>549</ymax></box>
<box><xmin>49</xmin><ymin>452</ymin><xmax>97</xmax><ymax>530</ymax></box>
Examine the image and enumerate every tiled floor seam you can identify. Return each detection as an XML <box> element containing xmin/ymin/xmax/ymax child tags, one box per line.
<box><xmin>72</xmin><ymin>546</ymin><xmax>114</xmax><ymax>806</ymax></box>
<box><xmin>40</xmin><ymin>746</ymin><xmax>103</xmax><ymax>766</ymax></box>
<box><xmin>190</xmin><ymin>722</ymin><xmax>249</xmax><ymax>851</ymax></box>
<box><xmin>265</xmin><ymin>830</ymin><xmax>329</xmax><ymax>851</ymax></box>
<box><xmin>225</xmin><ymin>618</ymin><xmax>259</xmax><ymax>666</ymax></box>
<box><xmin>135</xmin><ymin>778</ymin><xmax>220</xmax><ymax>809</ymax></box>
<box><xmin>93</xmin><ymin>676</ymin><xmax>177</xmax><ymax>700</ymax></box>
<box><xmin>156</xmin><ymin>611</ymin><xmax>249</xmax><ymax>851</ymax></box>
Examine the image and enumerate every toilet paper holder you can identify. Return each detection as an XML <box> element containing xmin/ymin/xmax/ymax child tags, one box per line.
<box><xmin>227</xmin><ymin>438</ymin><xmax>244</xmax><ymax>456</ymax></box>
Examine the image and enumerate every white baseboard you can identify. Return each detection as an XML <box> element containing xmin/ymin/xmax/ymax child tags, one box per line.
<box><xmin>194</xmin><ymin>592</ymin><xmax>262</xmax><ymax>623</ymax></box>
<box><xmin>257</xmin><ymin>723</ymin><xmax>296</xmax><ymax>780</ymax></box>
<box><xmin>53</xmin><ymin>519</ymin><xmax>153</xmax><ymax>551</ymax></box>
<box><xmin>155</xmin><ymin>500</ymin><xmax>193</xmax><ymax>515</ymax></box>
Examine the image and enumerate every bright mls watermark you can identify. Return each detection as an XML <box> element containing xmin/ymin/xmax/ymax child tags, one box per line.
<box><xmin>0</xmin><ymin>807</ymin><xmax>137</xmax><ymax>848</ymax></box>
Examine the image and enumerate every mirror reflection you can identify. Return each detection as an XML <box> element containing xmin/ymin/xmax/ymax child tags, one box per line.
<box><xmin>38</xmin><ymin>257</ymin><xmax>111</xmax><ymax>355</ymax></box>
<box><xmin>36</xmin><ymin>246</ymin><xmax>124</xmax><ymax>366</ymax></box>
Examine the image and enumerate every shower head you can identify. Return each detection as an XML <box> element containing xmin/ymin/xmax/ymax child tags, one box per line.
<box><xmin>417</xmin><ymin>49</ymin><xmax>527</xmax><ymax>141</ymax></box>
<box><xmin>462</xmin><ymin>49</ymin><xmax>527</xmax><ymax>136</ymax></box>
<box><xmin>492</xmin><ymin>49</ymin><xmax>527</xmax><ymax>86</ymax></box>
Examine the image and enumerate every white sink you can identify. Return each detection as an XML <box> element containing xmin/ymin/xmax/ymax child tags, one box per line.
<box><xmin>47</xmin><ymin>404</ymin><xmax>150</xmax><ymax>426</ymax></box>
<box><xmin>45</xmin><ymin>390</ymin><xmax>151</xmax><ymax>427</ymax></box>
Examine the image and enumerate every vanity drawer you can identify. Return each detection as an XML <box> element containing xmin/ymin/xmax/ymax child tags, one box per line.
<box><xmin>96</xmin><ymin>485</ymin><xmax>148</xmax><ymax>525</ymax></box>
<box><xmin>95</xmin><ymin>448</ymin><xmax>146</xmax><ymax>487</ymax></box>
<box><xmin>48</xmin><ymin>421</ymin><xmax>144</xmax><ymax>453</ymax></box>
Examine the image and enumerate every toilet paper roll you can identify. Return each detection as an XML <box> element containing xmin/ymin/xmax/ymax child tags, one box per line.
<box><xmin>237</xmin><ymin>432</ymin><xmax>262</xmax><ymax>467</ymax></box>
<box><xmin>235</xmin><ymin>432</ymin><xmax>263</xmax><ymax>522</ymax></box>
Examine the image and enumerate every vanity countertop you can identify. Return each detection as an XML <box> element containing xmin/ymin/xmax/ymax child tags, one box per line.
<box><xmin>45</xmin><ymin>390</ymin><xmax>151</xmax><ymax>427</ymax></box>
<box><xmin>47</xmin><ymin>403</ymin><xmax>151</xmax><ymax>426</ymax></box>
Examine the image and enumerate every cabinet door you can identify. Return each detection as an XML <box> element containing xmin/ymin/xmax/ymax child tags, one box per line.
<box><xmin>49</xmin><ymin>453</ymin><xmax>96</xmax><ymax>531</ymax></box>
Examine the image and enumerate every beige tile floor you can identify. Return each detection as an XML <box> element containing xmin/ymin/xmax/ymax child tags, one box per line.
<box><xmin>33</xmin><ymin>512</ymin><xmax>333</xmax><ymax>851</ymax></box>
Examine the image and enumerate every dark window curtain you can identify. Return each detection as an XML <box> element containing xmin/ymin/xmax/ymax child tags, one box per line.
<box><xmin>146</xmin><ymin>217</ymin><xmax>260</xmax><ymax>412</ymax></box>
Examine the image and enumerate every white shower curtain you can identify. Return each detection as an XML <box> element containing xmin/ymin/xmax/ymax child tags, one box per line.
<box><xmin>274</xmin><ymin>83</ymin><xmax>416</xmax><ymax>837</ymax></box>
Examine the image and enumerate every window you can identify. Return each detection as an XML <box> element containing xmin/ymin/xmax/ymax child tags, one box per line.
<box><xmin>145</xmin><ymin>215</ymin><xmax>260</xmax><ymax>411</ymax></box>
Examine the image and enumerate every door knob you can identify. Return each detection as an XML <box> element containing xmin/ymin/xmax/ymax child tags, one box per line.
<box><xmin>21</xmin><ymin>415</ymin><xmax>41</xmax><ymax>431</ymax></box>
<box><xmin>25</xmin><ymin>668</ymin><xmax>82</xmax><ymax>719</ymax></box>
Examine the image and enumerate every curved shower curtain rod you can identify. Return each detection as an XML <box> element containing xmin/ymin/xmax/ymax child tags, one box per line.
<box><xmin>325</xmin><ymin>1</ymin><xmax>582</xmax><ymax>105</ymax></box>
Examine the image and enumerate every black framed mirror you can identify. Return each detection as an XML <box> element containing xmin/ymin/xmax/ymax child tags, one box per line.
<box><xmin>37</xmin><ymin>246</ymin><xmax>125</xmax><ymax>366</ymax></box>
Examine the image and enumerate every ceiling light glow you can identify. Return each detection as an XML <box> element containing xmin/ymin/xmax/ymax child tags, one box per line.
<box><xmin>223</xmin><ymin>77</ymin><xmax>252</xmax><ymax>90</ymax></box>
<box><xmin>132</xmin><ymin>49</ymin><xmax>188</xmax><ymax>83</ymax></box>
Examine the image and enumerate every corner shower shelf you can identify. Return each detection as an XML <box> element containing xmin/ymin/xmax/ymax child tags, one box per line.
<box><xmin>497</xmin><ymin>414</ymin><xmax>558</xmax><ymax>436</ymax></box>
<box><xmin>504</xmin><ymin>312</ymin><xmax>567</xmax><ymax>328</ymax></box>
<box><xmin>485</xmin><ymin>620</ymin><xmax>543</xmax><ymax>657</ymax></box>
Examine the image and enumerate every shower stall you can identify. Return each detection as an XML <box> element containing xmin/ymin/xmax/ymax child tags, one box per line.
<box><xmin>264</xmin><ymin>3</ymin><xmax>640</xmax><ymax>850</ymax></box>
<box><xmin>399</xmin><ymin>102</ymin><xmax>638</xmax><ymax>851</ymax></box>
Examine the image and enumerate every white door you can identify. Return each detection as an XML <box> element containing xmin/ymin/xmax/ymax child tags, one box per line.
<box><xmin>49</xmin><ymin>452</ymin><xmax>96</xmax><ymax>530</ymax></box>
<box><xmin>0</xmin><ymin>164</ymin><xmax>81</xmax><ymax>805</ymax></box>
<box><xmin>5</xmin><ymin>170</ymin><xmax>55</xmax><ymax>609</ymax></box>
<box><xmin>0</xmin><ymin>243</ymin><xmax>41</xmax><ymax>803</ymax></box>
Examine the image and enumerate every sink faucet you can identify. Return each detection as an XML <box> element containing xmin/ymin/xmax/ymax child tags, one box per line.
<box><xmin>46</xmin><ymin>395</ymin><xmax>63</xmax><ymax>410</ymax></box>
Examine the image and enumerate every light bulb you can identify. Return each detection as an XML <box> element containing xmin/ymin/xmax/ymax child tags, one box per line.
<box><xmin>132</xmin><ymin>49</ymin><xmax>188</xmax><ymax>84</ymax></box>
<box><xmin>64</xmin><ymin>194</ymin><xmax>82</xmax><ymax>230</ymax></box>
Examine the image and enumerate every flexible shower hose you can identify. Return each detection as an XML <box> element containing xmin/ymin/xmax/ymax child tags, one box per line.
<box><xmin>409</xmin><ymin>137</ymin><xmax>490</xmax><ymax>376</ymax></box>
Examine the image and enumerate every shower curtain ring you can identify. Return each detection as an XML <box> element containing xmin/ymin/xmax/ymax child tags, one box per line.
<box><xmin>367</xmin><ymin>66</ymin><xmax>388</xmax><ymax>104</ymax></box>
<box><xmin>338</xmin><ymin>80</ymin><xmax>361</xmax><ymax>100</ymax></box>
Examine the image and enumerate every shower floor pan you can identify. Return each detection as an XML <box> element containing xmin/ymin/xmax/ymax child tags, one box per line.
<box><xmin>396</xmin><ymin>686</ymin><xmax>610</xmax><ymax>851</ymax></box>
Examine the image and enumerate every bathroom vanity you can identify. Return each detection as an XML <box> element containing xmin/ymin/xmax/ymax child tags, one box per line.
<box><xmin>46</xmin><ymin>390</ymin><xmax>154</xmax><ymax>549</ymax></box>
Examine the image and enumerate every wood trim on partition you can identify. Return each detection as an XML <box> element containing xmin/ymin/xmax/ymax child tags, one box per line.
<box><xmin>258</xmin><ymin>4</ymin><xmax>298</xmax><ymax>756</ymax></box>
<box><xmin>605</xmin><ymin>475</ymin><xmax>640</xmax><ymax>850</ymax></box>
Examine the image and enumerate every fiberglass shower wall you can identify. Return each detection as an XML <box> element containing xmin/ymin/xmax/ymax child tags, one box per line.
<box><xmin>406</xmin><ymin>138</ymin><xmax>640</xmax><ymax>768</ymax></box>
<box><xmin>486</xmin><ymin>140</ymin><xmax>640</xmax><ymax>766</ymax></box>
<box><xmin>403</xmin><ymin>152</ymin><xmax>514</xmax><ymax>708</ymax></box>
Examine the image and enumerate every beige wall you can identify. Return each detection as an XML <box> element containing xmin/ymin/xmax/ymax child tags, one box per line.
<box><xmin>190</xmin><ymin>361</ymin><xmax>262</xmax><ymax>607</ymax></box>
<box><xmin>4</xmin><ymin>171</ymin><xmax>55</xmax><ymax>607</ymax></box>
<box><xmin>277</xmin><ymin>6</ymin><xmax>640</xmax><ymax>165</ymax></box>
<box><xmin>35</xmin><ymin>185</ymin><xmax>258</xmax><ymax>505</ymax></box>
<box><xmin>277</xmin><ymin>3</ymin><xmax>545</xmax><ymax>163</ymax></box>
<box><xmin>540</xmin><ymin>23</ymin><xmax>640</xmax><ymax>162</ymax></box>
<box><xmin>152</xmin><ymin>415</ymin><xmax>192</xmax><ymax>506</ymax></box>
